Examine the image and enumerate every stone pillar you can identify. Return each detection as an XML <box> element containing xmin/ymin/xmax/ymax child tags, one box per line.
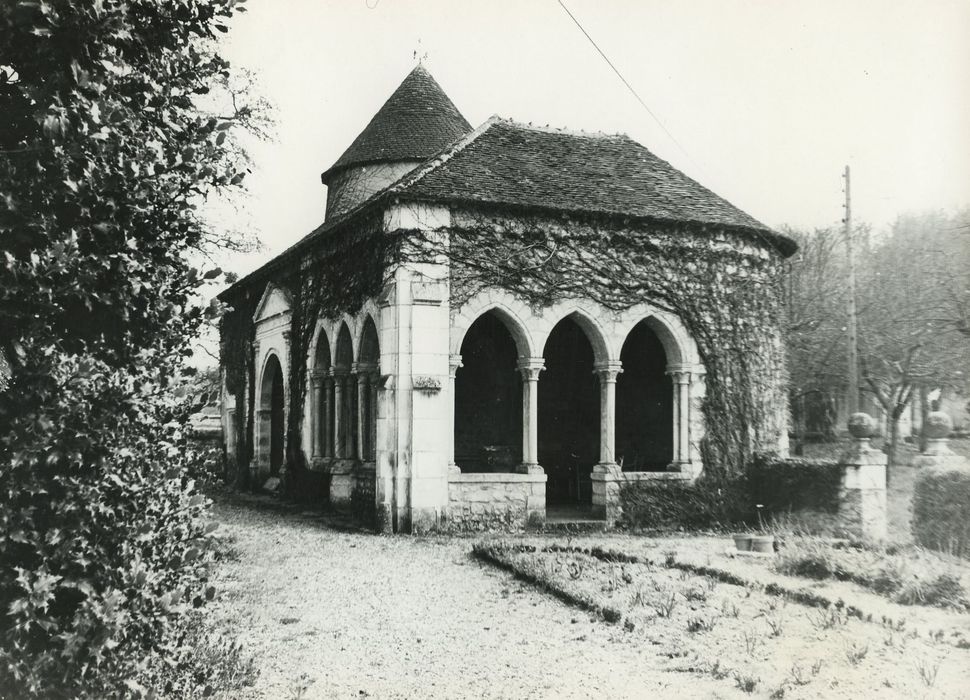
<box><xmin>840</xmin><ymin>412</ymin><xmax>888</xmax><ymax>541</ymax></box>
<box><xmin>332</xmin><ymin>370</ymin><xmax>346</xmax><ymax>459</ymax></box>
<box><xmin>666</xmin><ymin>366</ymin><xmax>692</xmax><ymax>470</ymax></box>
<box><xmin>516</xmin><ymin>358</ymin><xmax>545</xmax><ymax>474</ymax></box>
<box><xmin>322</xmin><ymin>374</ymin><xmax>333</xmax><ymax>458</ymax></box>
<box><xmin>353</xmin><ymin>363</ymin><xmax>376</xmax><ymax>461</ymax></box>
<box><xmin>369</xmin><ymin>371</ymin><xmax>380</xmax><ymax>461</ymax></box>
<box><xmin>310</xmin><ymin>373</ymin><xmax>323</xmax><ymax>459</ymax></box>
<box><xmin>912</xmin><ymin>411</ymin><xmax>969</xmax><ymax>470</ymax></box>
<box><xmin>593</xmin><ymin>361</ymin><xmax>623</xmax><ymax>473</ymax></box>
<box><xmin>448</xmin><ymin>354</ymin><xmax>463</xmax><ymax>474</ymax></box>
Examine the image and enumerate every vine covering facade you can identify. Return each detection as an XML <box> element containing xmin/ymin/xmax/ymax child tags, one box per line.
<box><xmin>218</xmin><ymin>65</ymin><xmax>796</xmax><ymax>532</ymax></box>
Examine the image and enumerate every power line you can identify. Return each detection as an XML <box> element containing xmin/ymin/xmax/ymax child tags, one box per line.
<box><xmin>555</xmin><ymin>0</ymin><xmax>694</xmax><ymax>167</ymax></box>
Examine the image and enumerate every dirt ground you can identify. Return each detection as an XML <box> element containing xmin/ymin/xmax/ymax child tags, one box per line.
<box><xmin>209</xmin><ymin>499</ymin><xmax>741</xmax><ymax>699</ymax></box>
<box><xmin>208</xmin><ymin>497</ymin><xmax>970</xmax><ymax>699</ymax></box>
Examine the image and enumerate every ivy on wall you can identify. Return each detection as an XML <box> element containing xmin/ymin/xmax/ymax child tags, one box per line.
<box><xmin>220</xmin><ymin>200</ymin><xmax>792</xmax><ymax>489</ymax></box>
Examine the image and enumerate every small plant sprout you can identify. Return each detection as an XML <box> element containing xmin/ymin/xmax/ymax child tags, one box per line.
<box><xmin>686</xmin><ymin>614</ymin><xmax>718</xmax><ymax>634</ymax></box>
<box><xmin>682</xmin><ymin>585</ymin><xmax>707</xmax><ymax>603</ymax></box>
<box><xmin>704</xmin><ymin>576</ymin><xmax>718</xmax><ymax>593</ymax></box>
<box><xmin>743</xmin><ymin>630</ymin><xmax>763</xmax><ymax>658</ymax></box>
<box><xmin>654</xmin><ymin>588</ymin><xmax>679</xmax><ymax>618</ymax></box>
<box><xmin>811</xmin><ymin>603</ymin><xmax>847</xmax><ymax>631</ymax></box>
<box><xmin>721</xmin><ymin>599</ymin><xmax>740</xmax><ymax>618</ymax></box>
<box><xmin>734</xmin><ymin>672</ymin><xmax>759</xmax><ymax>694</ymax></box>
<box><xmin>915</xmin><ymin>655</ymin><xmax>942</xmax><ymax>688</ymax></box>
<box><xmin>844</xmin><ymin>641</ymin><xmax>869</xmax><ymax>666</ymax></box>
<box><xmin>678</xmin><ymin>569</ymin><xmax>692</xmax><ymax>582</ymax></box>
<box><xmin>810</xmin><ymin>659</ymin><xmax>823</xmax><ymax>676</ymax></box>
<box><xmin>788</xmin><ymin>663</ymin><xmax>810</xmax><ymax>686</ymax></box>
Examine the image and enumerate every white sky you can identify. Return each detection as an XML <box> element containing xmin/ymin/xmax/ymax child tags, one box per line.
<box><xmin>215</xmin><ymin>0</ymin><xmax>970</xmax><ymax>278</ymax></box>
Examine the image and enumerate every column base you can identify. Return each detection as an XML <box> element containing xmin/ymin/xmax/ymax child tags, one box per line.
<box><xmin>666</xmin><ymin>461</ymin><xmax>688</xmax><ymax>473</ymax></box>
<box><xmin>448</xmin><ymin>462</ymin><xmax>462</xmax><ymax>475</ymax></box>
<box><xmin>516</xmin><ymin>462</ymin><xmax>544</xmax><ymax>475</ymax></box>
<box><xmin>592</xmin><ymin>461</ymin><xmax>621</xmax><ymax>477</ymax></box>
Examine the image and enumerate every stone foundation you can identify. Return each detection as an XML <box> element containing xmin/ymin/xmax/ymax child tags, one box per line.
<box><xmin>445</xmin><ymin>472</ymin><xmax>546</xmax><ymax>531</ymax></box>
<box><xmin>592</xmin><ymin>469</ymin><xmax>693</xmax><ymax>525</ymax></box>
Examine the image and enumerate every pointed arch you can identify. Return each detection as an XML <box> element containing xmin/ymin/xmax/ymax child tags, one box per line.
<box><xmin>539</xmin><ymin>308</ymin><xmax>611</xmax><ymax>366</ymax></box>
<box><xmin>257</xmin><ymin>352</ymin><xmax>285</xmax><ymax>476</ymax></box>
<box><xmin>454</xmin><ymin>310</ymin><xmax>523</xmax><ymax>472</ymax></box>
<box><xmin>356</xmin><ymin>314</ymin><xmax>380</xmax><ymax>461</ymax></box>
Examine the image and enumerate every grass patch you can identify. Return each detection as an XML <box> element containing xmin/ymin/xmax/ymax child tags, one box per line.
<box><xmin>774</xmin><ymin>537</ymin><xmax>969</xmax><ymax>609</ymax></box>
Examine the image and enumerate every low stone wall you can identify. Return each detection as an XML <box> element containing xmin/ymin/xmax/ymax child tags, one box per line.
<box><xmin>593</xmin><ymin>469</ymin><xmax>693</xmax><ymax>526</ymax></box>
<box><xmin>445</xmin><ymin>472</ymin><xmax>546</xmax><ymax>531</ymax></box>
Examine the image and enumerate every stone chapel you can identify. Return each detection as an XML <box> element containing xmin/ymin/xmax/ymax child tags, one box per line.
<box><xmin>218</xmin><ymin>65</ymin><xmax>796</xmax><ymax>533</ymax></box>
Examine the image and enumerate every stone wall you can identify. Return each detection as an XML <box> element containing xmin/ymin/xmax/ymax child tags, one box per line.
<box><xmin>445</xmin><ymin>473</ymin><xmax>546</xmax><ymax>531</ymax></box>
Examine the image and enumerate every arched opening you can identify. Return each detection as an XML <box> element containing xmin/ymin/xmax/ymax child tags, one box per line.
<box><xmin>540</xmin><ymin>316</ymin><xmax>599</xmax><ymax>504</ymax></box>
<box><xmin>259</xmin><ymin>354</ymin><xmax>285</xmax><ymax>476</ymax></box>
<box><xmin>357</xmin><ymin>317</ymin><xmax>380</xmax><ymax>461</ymax></box>
<box><xmin>455</xmin><ymin>311</ymin><xmax>522</xmax><ymax>472</ymax></box>
<box><xmin>617</xmin><ymin>320</ymin><xmax>673</xmax><ymax>470</ymax></box>
<box><xmin>312</xmin><ymin>329</ymin><xmax>332</xmax><ymax>458</ymax></box>
<box><xmin>334</xmin><ymin>324</ymin><xmax>355</xmax><ymax>459</ymax></box>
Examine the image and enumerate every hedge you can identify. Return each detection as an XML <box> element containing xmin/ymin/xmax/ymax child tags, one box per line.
<box><xmin>913</xmin><ymin>467</ymin><xmax>970</xmax><ymax>558</ymax></box>
<box><xmin>617</xmin><ymin>475</ymin><xmax>753</xmax><ymax>530</ymax></box>
<box><xmin>749</xmin><ymin>453</ymin><xmax>842</xmax><ymax>516</ymax></box>
<box><xmin>617</xmin><ymin>453</ymin><xmax>843</xmax><ymax>531</ymax></box>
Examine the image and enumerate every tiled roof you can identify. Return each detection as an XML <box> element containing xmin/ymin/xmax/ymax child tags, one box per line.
<box><xmin>395</xmin><ymin>118</ymin><xmax>781</xmax><ymax>240</ymax></box>
<box><xmin>321</xmin><ymin>65</ymin><xmax>472</xmax><ymax>182</ymax></box>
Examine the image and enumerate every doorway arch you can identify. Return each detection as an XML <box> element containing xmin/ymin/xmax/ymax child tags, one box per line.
<box><xmin>455</xmin><ymin>311</ymin><xmax>523</xmax><ymax>472</ymax></box>
<box><xmin>617</xmin><ymin>320</ymin><xmax>673</xmax><ymax>470</ymax></box>
<box><xmin>539</xmin><ymin>316</ymin><xmax>599</xmax><ymax>504</ymax></box>
<box><xmin>258</xmin><ymin>353</ymin><xmax>285</xmax><ymax>476</ymax></box>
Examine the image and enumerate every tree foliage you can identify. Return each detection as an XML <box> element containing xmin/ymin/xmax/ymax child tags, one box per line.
<box><xmin>783</xmin><ymin>210</ymin><xmax>970</xmax><ymax>460</ymax></box>
<box><xmin>0</xmin><ymin>0</ymin><xmax>259</xmax><ymax>695</ymax></box>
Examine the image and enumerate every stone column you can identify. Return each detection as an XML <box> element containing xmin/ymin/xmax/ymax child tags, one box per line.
<box><xmin>332</xmin><ymin>370</ymin><xmax>345</xmax><ymax>459</ymax></box>
<box><xmin>912</xmin><ymin>411</ymin><xmax>970</xmax><ymax>470</ymax></box>
<box><xmin>516</xmin><ymin>358</ymin><xmax>545</xmax><ymax>474</ymax></box>
<box><xmin>322</xmin><ymin>374</ymin><xmax>334</xmax><ymax>458</ymax></box>
<box><xmin>593</xmin><ymin>361</ymin><xmax>623</xmax><ymax>474</ymax></box>
<box><xmin>310</xmin><ymin>373</ymin><xmax>323</xmax><ymax>459</ymax></box>
<box><xmin>353</xmin><ymin>363</ymin><xmax>373</xmax><ymax>461</ymax></box>
<box><xmin>666</xmin><ymin>366</ymin><xmax>692</xmax><ymax>469</ymax></box>
<box><xmin>448</xmin><ymin>354</ymin><xmax>463</xmax><ymax>474</ymax></box>
<box><xmin>840</xmin><ymin>412</ymin><xmax>888</xmax><ymax>541</ymax></box>
<box><xmin>369</xmin><ymin>371</ymin><xmax>380</xmax><ymax>461</ymax></box>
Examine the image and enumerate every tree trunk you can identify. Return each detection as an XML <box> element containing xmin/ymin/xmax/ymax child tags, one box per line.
<box><xmin>918</xmin><ymin>383</ymin><xmax>929</xmax><ymax>453</ymax></box>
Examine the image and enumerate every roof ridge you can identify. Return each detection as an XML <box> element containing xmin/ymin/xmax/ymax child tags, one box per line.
<box><xmin>388</xmin><ymin>115</ymin><xmax>503</xmax><ymax>193</ymax></box>
<box><xmin>494</xmin><ymin>117</ymin><xmax>630</xmax><ymax>141</ymax></box>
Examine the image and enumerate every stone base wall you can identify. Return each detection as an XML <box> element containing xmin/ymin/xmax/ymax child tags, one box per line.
<box><xmin>445</xmin><ymin>472</ymin><xmax>546</xmax><ymax>531</ymax></box>
<box><xmin>592</xmin><ymin>470</ymin><xmax>694</xmax><ymax>525</ymax></box>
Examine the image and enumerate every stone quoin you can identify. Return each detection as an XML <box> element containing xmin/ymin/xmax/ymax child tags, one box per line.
<box><xmin>218</xmin><ymin>65</ymin><xmax>797</xmax><ymax>533</ymax></box>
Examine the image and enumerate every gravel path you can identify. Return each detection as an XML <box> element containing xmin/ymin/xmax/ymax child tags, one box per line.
<box><xmin>209</xmin><ymin>498</ymin><xmax>725</xmax><ymax>699</ymax></box>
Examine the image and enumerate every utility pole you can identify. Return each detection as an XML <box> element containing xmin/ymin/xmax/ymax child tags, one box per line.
<box><xmin>843</xmin><ymin>165</ymin><xmax>860</xmax><ymax>414</ymax></box>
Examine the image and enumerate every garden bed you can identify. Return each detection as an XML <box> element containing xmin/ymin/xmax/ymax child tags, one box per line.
<box><xmin>474</xmin><ymin>541</ymin><xmax>970</xmax><ymax>697</ymax></box>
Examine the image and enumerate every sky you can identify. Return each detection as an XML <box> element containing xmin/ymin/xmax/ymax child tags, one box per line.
<box><xmin>213</xmin><ymin>0</ymin><xmax>970</xmax><ymax>278</ymax></box>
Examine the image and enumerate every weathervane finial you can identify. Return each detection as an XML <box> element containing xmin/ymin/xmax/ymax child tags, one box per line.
<box><xmin>412</xmin><ymin>38</ymin><xmax>428</xmax><ymax>65</ymax></box>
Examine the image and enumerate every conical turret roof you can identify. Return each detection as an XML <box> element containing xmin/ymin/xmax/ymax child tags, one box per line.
<box><xmin>321</xmin><ymin>65</ymin><xmax>472</xmax><ymax>182</ymax></box>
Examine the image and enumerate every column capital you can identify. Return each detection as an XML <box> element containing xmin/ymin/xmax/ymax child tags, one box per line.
<box><xmin>593</xmin><ymin>360</ymin><xmax>623</xmax><ymax>383</ymax></box>
<box><xmin>329</xmin><ymin>367</ymin><xmax>350</xmax><ymax>378</ymax></box>
<box><xmin>666</xmin><ymin>363</ymin><xmax>693</xmax><ymax>380</ymax></box>
<box><xmin>352</xmin><ymin>362</ymin><xmax>377</xmax><ymax>374</ymax></box>
<box><xmin>448</xmin><ymin>353</ymin><xmax>463</xmax><ymax>377</ymax></box>
<box><xmin>516</xmin><ymin>357</ymin><xmax>545</xmax><ymax>381</ymax></box>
